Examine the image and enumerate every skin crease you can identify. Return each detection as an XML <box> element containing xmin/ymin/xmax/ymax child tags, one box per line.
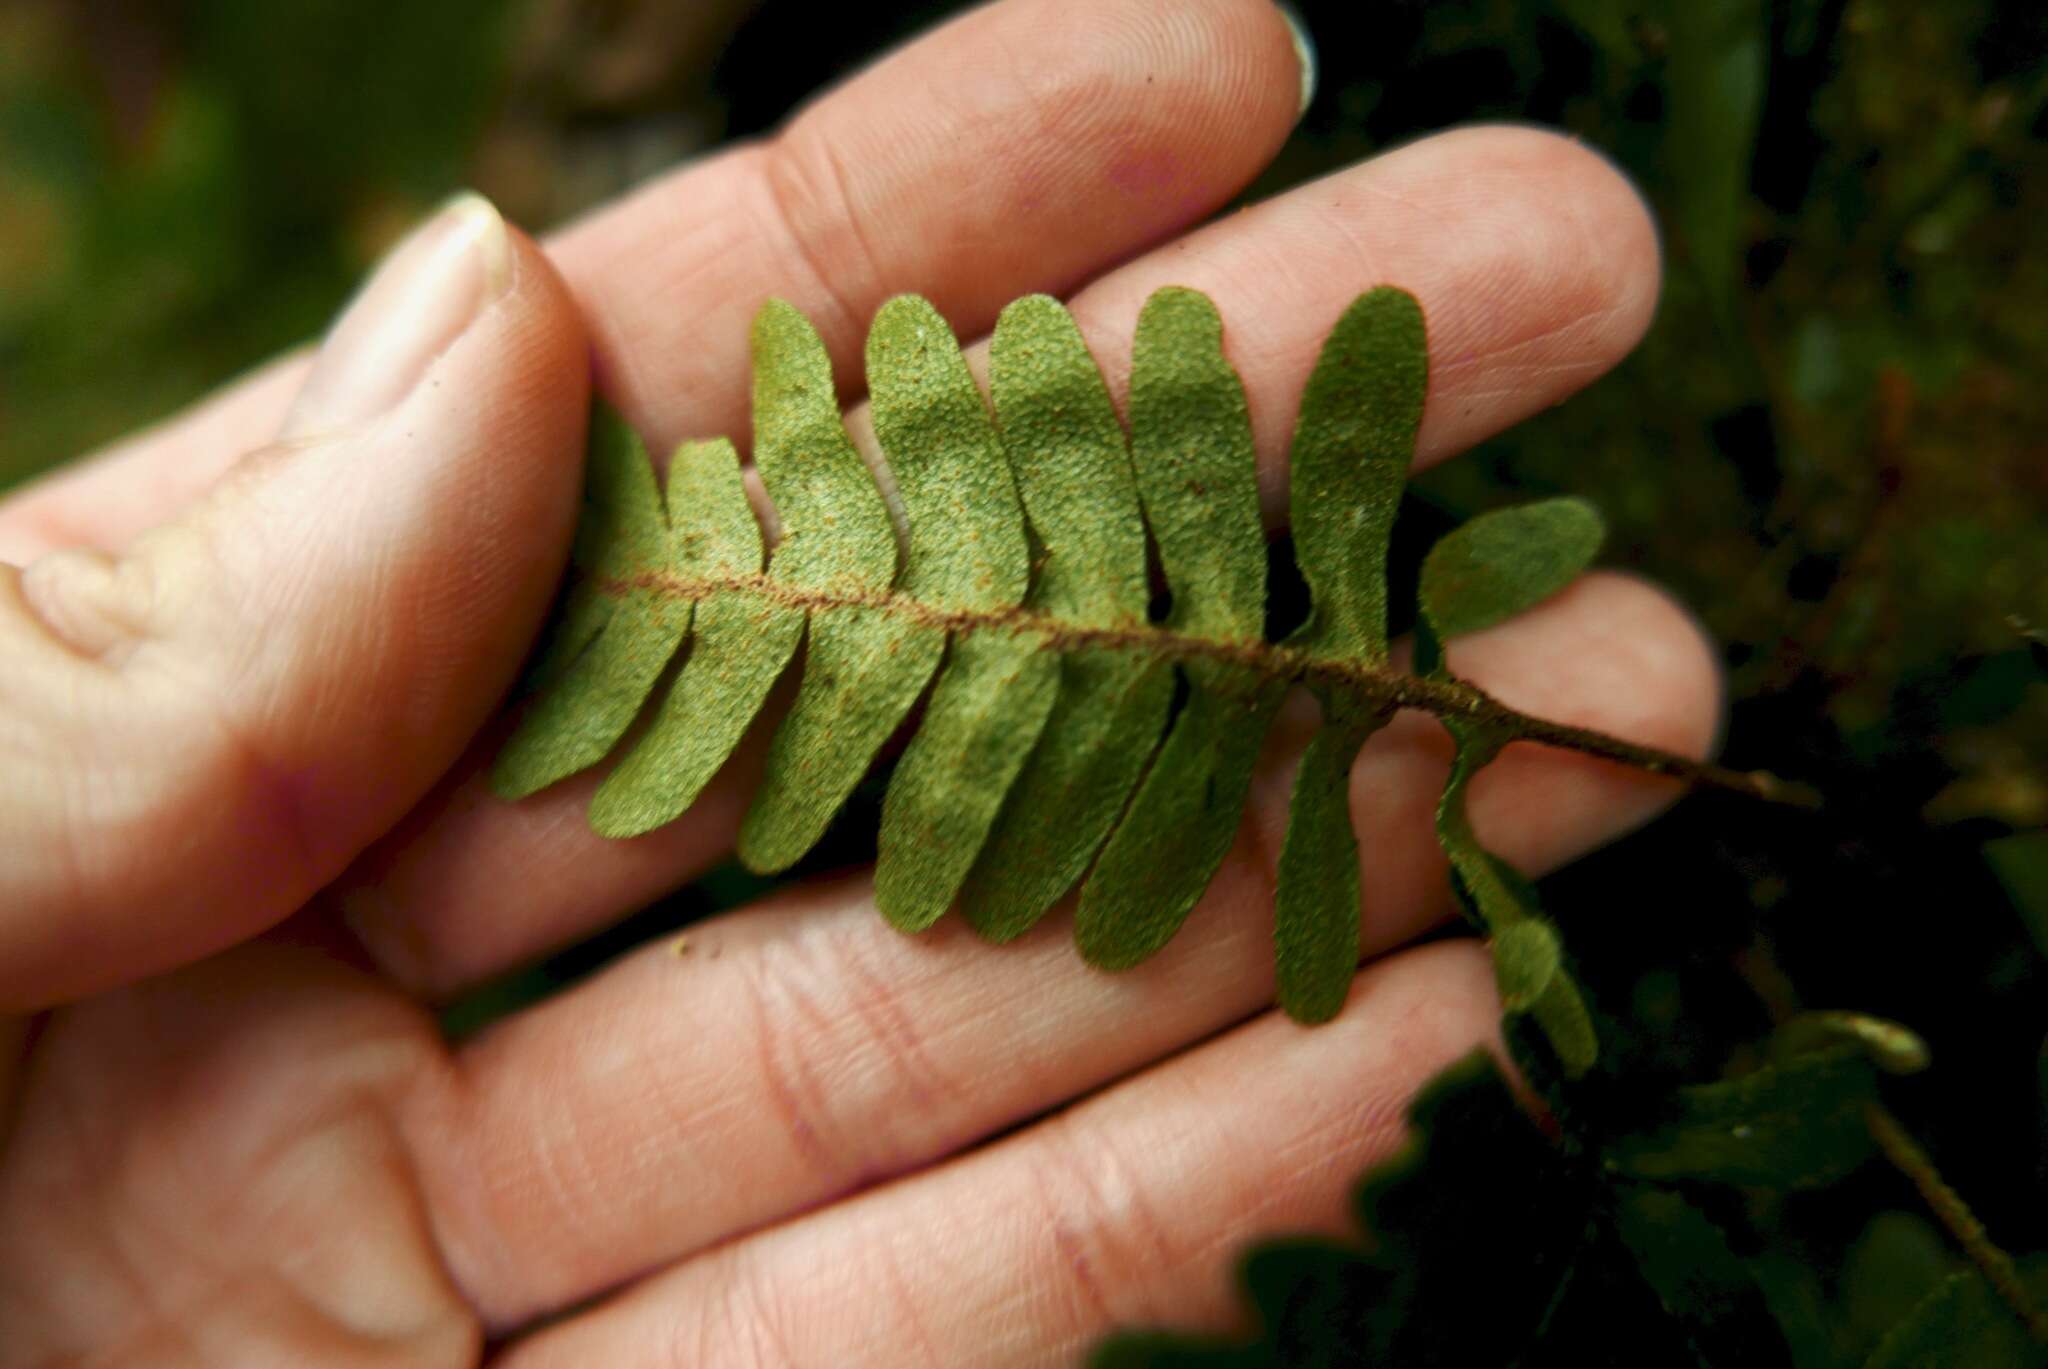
<box><xmin>0</xmin><ymin>1</ymin><xmax>1716</xmax><ymax>1364</ymax></box>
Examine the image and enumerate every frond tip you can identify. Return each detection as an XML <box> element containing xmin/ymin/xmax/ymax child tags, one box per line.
<box><xmin>491</xmin><ymin>285</ymin><xmax>1625</xmax><ymax>1051</ymax></box>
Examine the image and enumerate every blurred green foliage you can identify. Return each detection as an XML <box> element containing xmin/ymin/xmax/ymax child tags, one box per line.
<box><xmin>4</xmin><ymin>0</ymin><xmax>2046</xmax><ymax>1361</ymax></box>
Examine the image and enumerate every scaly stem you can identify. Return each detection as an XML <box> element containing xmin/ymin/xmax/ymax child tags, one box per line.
<box><xmin>611</xmin><ymin>570</ymin><xmax>1820</xmax><ymax>809</ymax></box>
<box><xmin>1865</xmin><ymin>1102</ymin><xmax>2048</xmax><ymax>1344</ymax></box>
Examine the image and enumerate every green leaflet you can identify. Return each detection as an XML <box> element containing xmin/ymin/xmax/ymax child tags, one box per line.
<box><xmin>1611</xmin><ymin>1185</ymin><xmax>1796</xmax><ymax>1366</ymax></box>
<box><xmin>1864</xmin><ymin>1271</ymin><xmax>2043</xmax><ymax>1369</ymax></box>
<box><xmin>1079</xmin><ymin>671</ymin><xmax>1283</xmax><ymax>970</ymax></box>
<box><xmin>1273</xmin><ymin>710</ymin><xmax>1377</xmax><ymax>1023</ymax></box>
<box><xmin>1076</xmin><ymin>288</ymin><xmax>1277</xmax><ymax>971</ymax></box>
<box><xmin>737</xmin><ymin>298</ymin><xmax>927</xmax><ymax>872</ymax></box>
<box><xmin>494</xmin><ymin>286</ymin><xmax>1647</xmax><ymax>1030</ymax></box>
<box><xmin>875</xmin><ymin>631</ymin><xmax>1059</xmax><ymax>930</ymax></box>
<box><xmin>748</xmin><ymin>297</ymin><xmax>898</xmax><ymax>592</ymax></box>
<box><xmin>1772</xmin><ymin>1011</ymin><xmax>1932</xmax><ymax>1076</ymax></box>
<box><xmin>961</xmin><ymin>651</ymin><xmax>1175</xmax><ymax>942</ymax></box>
<box><xmin>742</xmin><ymin>607</ymin><xmax>940</xmax><ymax>873</ymax></box>
<box><xmin>1270</xmin><ymin>287</ymin><xmax>1424</xmax><ymax>1021</ymax></box>
<box><xmin>1416</xmin><ymin>495</ymin><xmax>1604</xmax><ymax>676</ymax></box>
<box><xmin>1611</xmin><ymin>1046</ymin><xmax>1882</xmax><ymax>1189</ymax></box>
<box><xmin>1437</xmin><ymin>719</ymin><xmax>1599</xmax><ymax>1075</ymax></box>
<box><xmin>865</xmin><ymin>296</ymin><xmax>1043</xmax><ymax>925</ymax></box>
<box><xmin>1489</xmin><ymin>917</ymin><xmax>1565</xmax><ymax>1013</ymax></box>
<box><xmin>960</xmin><ymin>296</ymin><xmax>1167</xmax><ymax>940</ymax></box>
<box><xmin>588</xmin><ymin>439</ymin><xmax>794</xmax><ymax>837</ymax></box>
<box><xmin>1123</xmin><ymin>287</ymin><xmax>1266</xmax><ymax>637</ymax></box>
<box><xmin>492</xmin><ymin>407</ymin><xmax>690</xmax><ymax>800</ymax></box>
<box><xmin>977</xmin><ymin>294</ymin><xmax>1147</xmax><ymax>624</ymax></box>
<box><xmin>1289</xmin><ymin>285</ymin><xmax>1426</xmax><ymax>666</ymax></box>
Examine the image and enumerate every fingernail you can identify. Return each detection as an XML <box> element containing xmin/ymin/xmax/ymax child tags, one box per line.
<box><xmin>284</xmin><ymin>192</ymin><xmax>513</xmax><ymax>437</ymax></box>
<box><xmin>1276</xmin><ymin>3</ymin><xmax>1318</xmax><ymax>119</ymax></box>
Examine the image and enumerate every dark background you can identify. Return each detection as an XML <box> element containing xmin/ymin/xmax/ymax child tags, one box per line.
<box><xmin>3</xmin><ymin>2</ymin><xmax>2044</xmax><ymax>1362</ymax></box>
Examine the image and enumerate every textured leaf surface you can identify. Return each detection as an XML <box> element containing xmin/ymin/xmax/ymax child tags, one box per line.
<box><xmin>957</xmin><ymin>296</ymin><xmax>1168</xmax><ymax>937</ymax></box>
<box><xmin>1124</xmin><ymin>286</ymin><xmax>1267</xmax><ymax>638</ymax></box>
<box><xmin>733</xmin><ymin>303</ymin><xmax>925</xmax><ymax>873</ymax></box>
<box><xmin>493</xmin><ymin>407</ymin><xmax>689</xmax><ymax>800</ymax></box>
<box><xmin>863</xmin><ymin>296</ymin><xmax>1041</xmax><ymax>918</ymax></box>
<box><xmin>1273</xmin><ymin>711</ymin><xmax>1381</xmax><ymax>1022</ymax></box>
<box><xmin>961</xmin><ymin>650</ymin><xmax>1173</xmax><ymax>942</ymax></box>
<box><xmin>1268</xmin><ymin>286</ymin><xmax>1425</xmax><ymax>1021</ymax></box>
<box><xmin>875</xmin><ymin>631</ymin><xmax>1059</xmax><ymax>930</ymax></box>
<box><xmin>1613</xmin><ymin>1185</ymin><xmax>1797</xmax><ymax>1368</ymax></box>
<box><xmin>492</xmin><ymin>286</ymin><xmax>1646</xmax><ymax>1031</ymax></box>
<box><xmin>741</xmin><ymin>608</ymin><xmax>940</xmax><ymax>871</ymax></box>
<box><xmin>1079</xmin><ymin>667</ymin><xmax>1283</xmax><ymax>970</ymax></box>
<box><xmin>1075</xmin><ymin>287</ymin><xmax>1273</xmax><ymax>969</ymax></box>
<box><xmin>985</xmin><ymin>293</ymin><xmax>1148</xmax><ymax>625</ymax></box>
<box><xmin>589</xmin><ymin>439</ymin><xmax>793</xmax><ymax>837</ymax></box>
<box><xmin>737</xmin><ymin>299</ymin><xmax>926</xmax><ymax>871</ymax></box>
<box><xmin>1416</xmin><ymin>495</ymin><xmax>1604</xmax><ymax>675</ymax></box>
<box><xmin>1864</xmin><ymin>1271</ymin><xmax>2043</xmax><ymax>1369</ymax></box>
<box><xmin>1436</xmin><ymin>719</ymin><xmax>1599</xmax><ymax>1075</ymax></box>
<box><xmin>1288</xmin><ymin>285</ymin><xmax>1426</xmax><ymax>664</ymax></box>
<box><xmin>1612</xmin><ymin>1046</ymin><xmax>1882</xmax><ymax>1188</ymax></box>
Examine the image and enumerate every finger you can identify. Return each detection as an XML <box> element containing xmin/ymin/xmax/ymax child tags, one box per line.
<box><xmin>343</xmin><ymin>122</ymin><xmax>1664</xmax><ymax>999</ymax></box>
<box><xmin>0</xmin><ymin>197</ymin><xmax>590</xmax><ymax>1011</ymax></box>
<box><xmin>0</xmin><ymin>353</ymin><xmax>307</xmax><ymax>563</ymax></box>
<box><xmin>494</xmin><ymin>941</ymin><xmax>1501</xmax><ymax>1364</ymax></box>
<box><xmin>0</xmin><ymin>0</ymin><xmax>1309</xmax><ymax>563</ymax></box>
<box><xmin>398</xmin><ymin>571</ymin><xmax>1717</xmax><ymax>1327</ymax></box>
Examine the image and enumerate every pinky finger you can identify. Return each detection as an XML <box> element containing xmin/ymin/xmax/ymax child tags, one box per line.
<box><xmin>497</xmin><ymin>939</ymin><xmax>1501</xmax><ymax>1368</ymax></box>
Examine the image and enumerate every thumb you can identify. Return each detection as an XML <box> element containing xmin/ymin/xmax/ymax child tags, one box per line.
<box><xmin>0</xmin><ymin>194</ymin><xmax>590</xmax><ymax>1010</ymax></box>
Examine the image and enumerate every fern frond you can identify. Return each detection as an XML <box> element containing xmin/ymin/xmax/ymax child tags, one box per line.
<box><xmin>491</xmin><ymin>284</ymin><xmax>1779</xmax><ymax>1047</ymax></box>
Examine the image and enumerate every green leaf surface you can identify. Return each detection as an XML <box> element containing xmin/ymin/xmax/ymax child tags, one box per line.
<box><xmin>867</xmin><ymin>293</ymin><xmax>1030</xmax><ymax>611</ymax></box>
<box><xmin>747</xmin><ymin>297</ymin><xmax>898</xmax><ymax>593</ymax></box>
<box><xmin>1437</xmin><ymin>719</ymin><xmax>1599</xmax><ymax>1075</ymax></box>
<box><xmin>1613</xmin><ymin>1185</ymin><xmax>1797</xmax><ymax>1367</ymax></box>
<box><xmin>987</xmin><ymin>293</ymin><xmax>1148</xmax><ymax>627</ymax></box>
<box><xmin>875</xmin><ymin>631</ymin><xmax>1060</xmax><ymax>930</ymax></box>
<box><xmin>486</xmin><ymin>288</ymin><xmax>1637</xmax><ymax>1033</ymax></box>
<box><xmin>955</xmin><ymin>296</ymin><xmax>1170</xmax><ymax>939</ymax></box>
<box><xmin>1273</xmin><ymin>712</ymin><xmax>1382</xmax><ymax>1022</ymax></box>
<box><xmin>1073</xmin><ymin>287</ymin><xmax>1275</xmax><ymax>970</ymax></box>
<box><xmin>588</xmin><ymin>439</ymin><xmax>795</xmax><ymax>837</ymax></box>
<box><xmin>1864</xmin><ymin>1271</ymin><xmax>2045</xmax><ymax>1369</ymax></box>
<box><xmin>1417</xmin><ymin>496</ymin><xmax>1605</xmax><ymax>674</ymax></box>
<box><xmin>958</xmin><ymin>651</ymin><xmax>1173</xmax><ymax>942</ymax></box>
<box><xmin>1612</xmin><ymin>1046</ymin><xmax>1882</xmax><ymax>1189</ymax></box>
<box><xmin>1288</xmin><ymin>286</ymin><xmax>1426</xmax><ymax>664</ymax></box>
<box><xmin>1491</xmin><ymin>917</ymin><xmax>1565</xmax><ymax>1013</ymax></box>
<box><xmin>519</xmin><ymin>579</ymin><xmax>613</xmax><ymax>695</ymax></box>
<box><xmin>736</xmin><ymin>298</ymin><xmax>928</xmax><ymax>871</ymax></box>
<box><xmin>1125</xmin><ymin>285</ymin><xmax>1265</xmax><ymax>641</ymax></box>
<box><xmin>739</xmin><ymin>607</ymin><xmax>942</xmax><ymax>872</ymax></box>
<box><xmin>492</xmin><ymin>408</ymin><xmax>689</xmax><ymax>800</ymax></box>
<box><xmin>1078</xmin><ymin>664</ymin><xmax>1283</xmax><ymax>970</ymax></box>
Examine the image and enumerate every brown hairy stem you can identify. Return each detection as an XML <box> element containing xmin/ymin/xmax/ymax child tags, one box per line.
<box><xmin>1865</xmin><ymin>1102</ymin><xmax>2048</xmax><ymax>1344</ymax></box>
<box><xmin>607</xmin><ymin>569</ymin><xmax>1819</xmax><ymax>810</ymax></box>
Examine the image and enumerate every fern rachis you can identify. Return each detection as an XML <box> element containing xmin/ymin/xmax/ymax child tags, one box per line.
<box><xmin>491</xmin><ymin>285</ymin><xmax>1802</xmax><ymax>1063</ymax></box>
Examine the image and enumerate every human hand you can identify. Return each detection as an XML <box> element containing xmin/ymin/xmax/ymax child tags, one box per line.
<box><xmin>0</xmin><ymin>1</ymin><xmax>1717</xmax><ymax>1362</ymax></box>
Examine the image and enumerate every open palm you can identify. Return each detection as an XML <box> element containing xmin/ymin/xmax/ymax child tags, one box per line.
<box><xmin>0</xmin><ymin>2</ymin><xmax>1717</xmax><ymax>1363</ymax></box>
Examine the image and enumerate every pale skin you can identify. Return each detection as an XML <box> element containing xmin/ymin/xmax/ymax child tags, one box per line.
<box><xmin>0</xmin><ymin>1</ymin><xmax>1721</xmax><ymax>1363</ymax></box>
